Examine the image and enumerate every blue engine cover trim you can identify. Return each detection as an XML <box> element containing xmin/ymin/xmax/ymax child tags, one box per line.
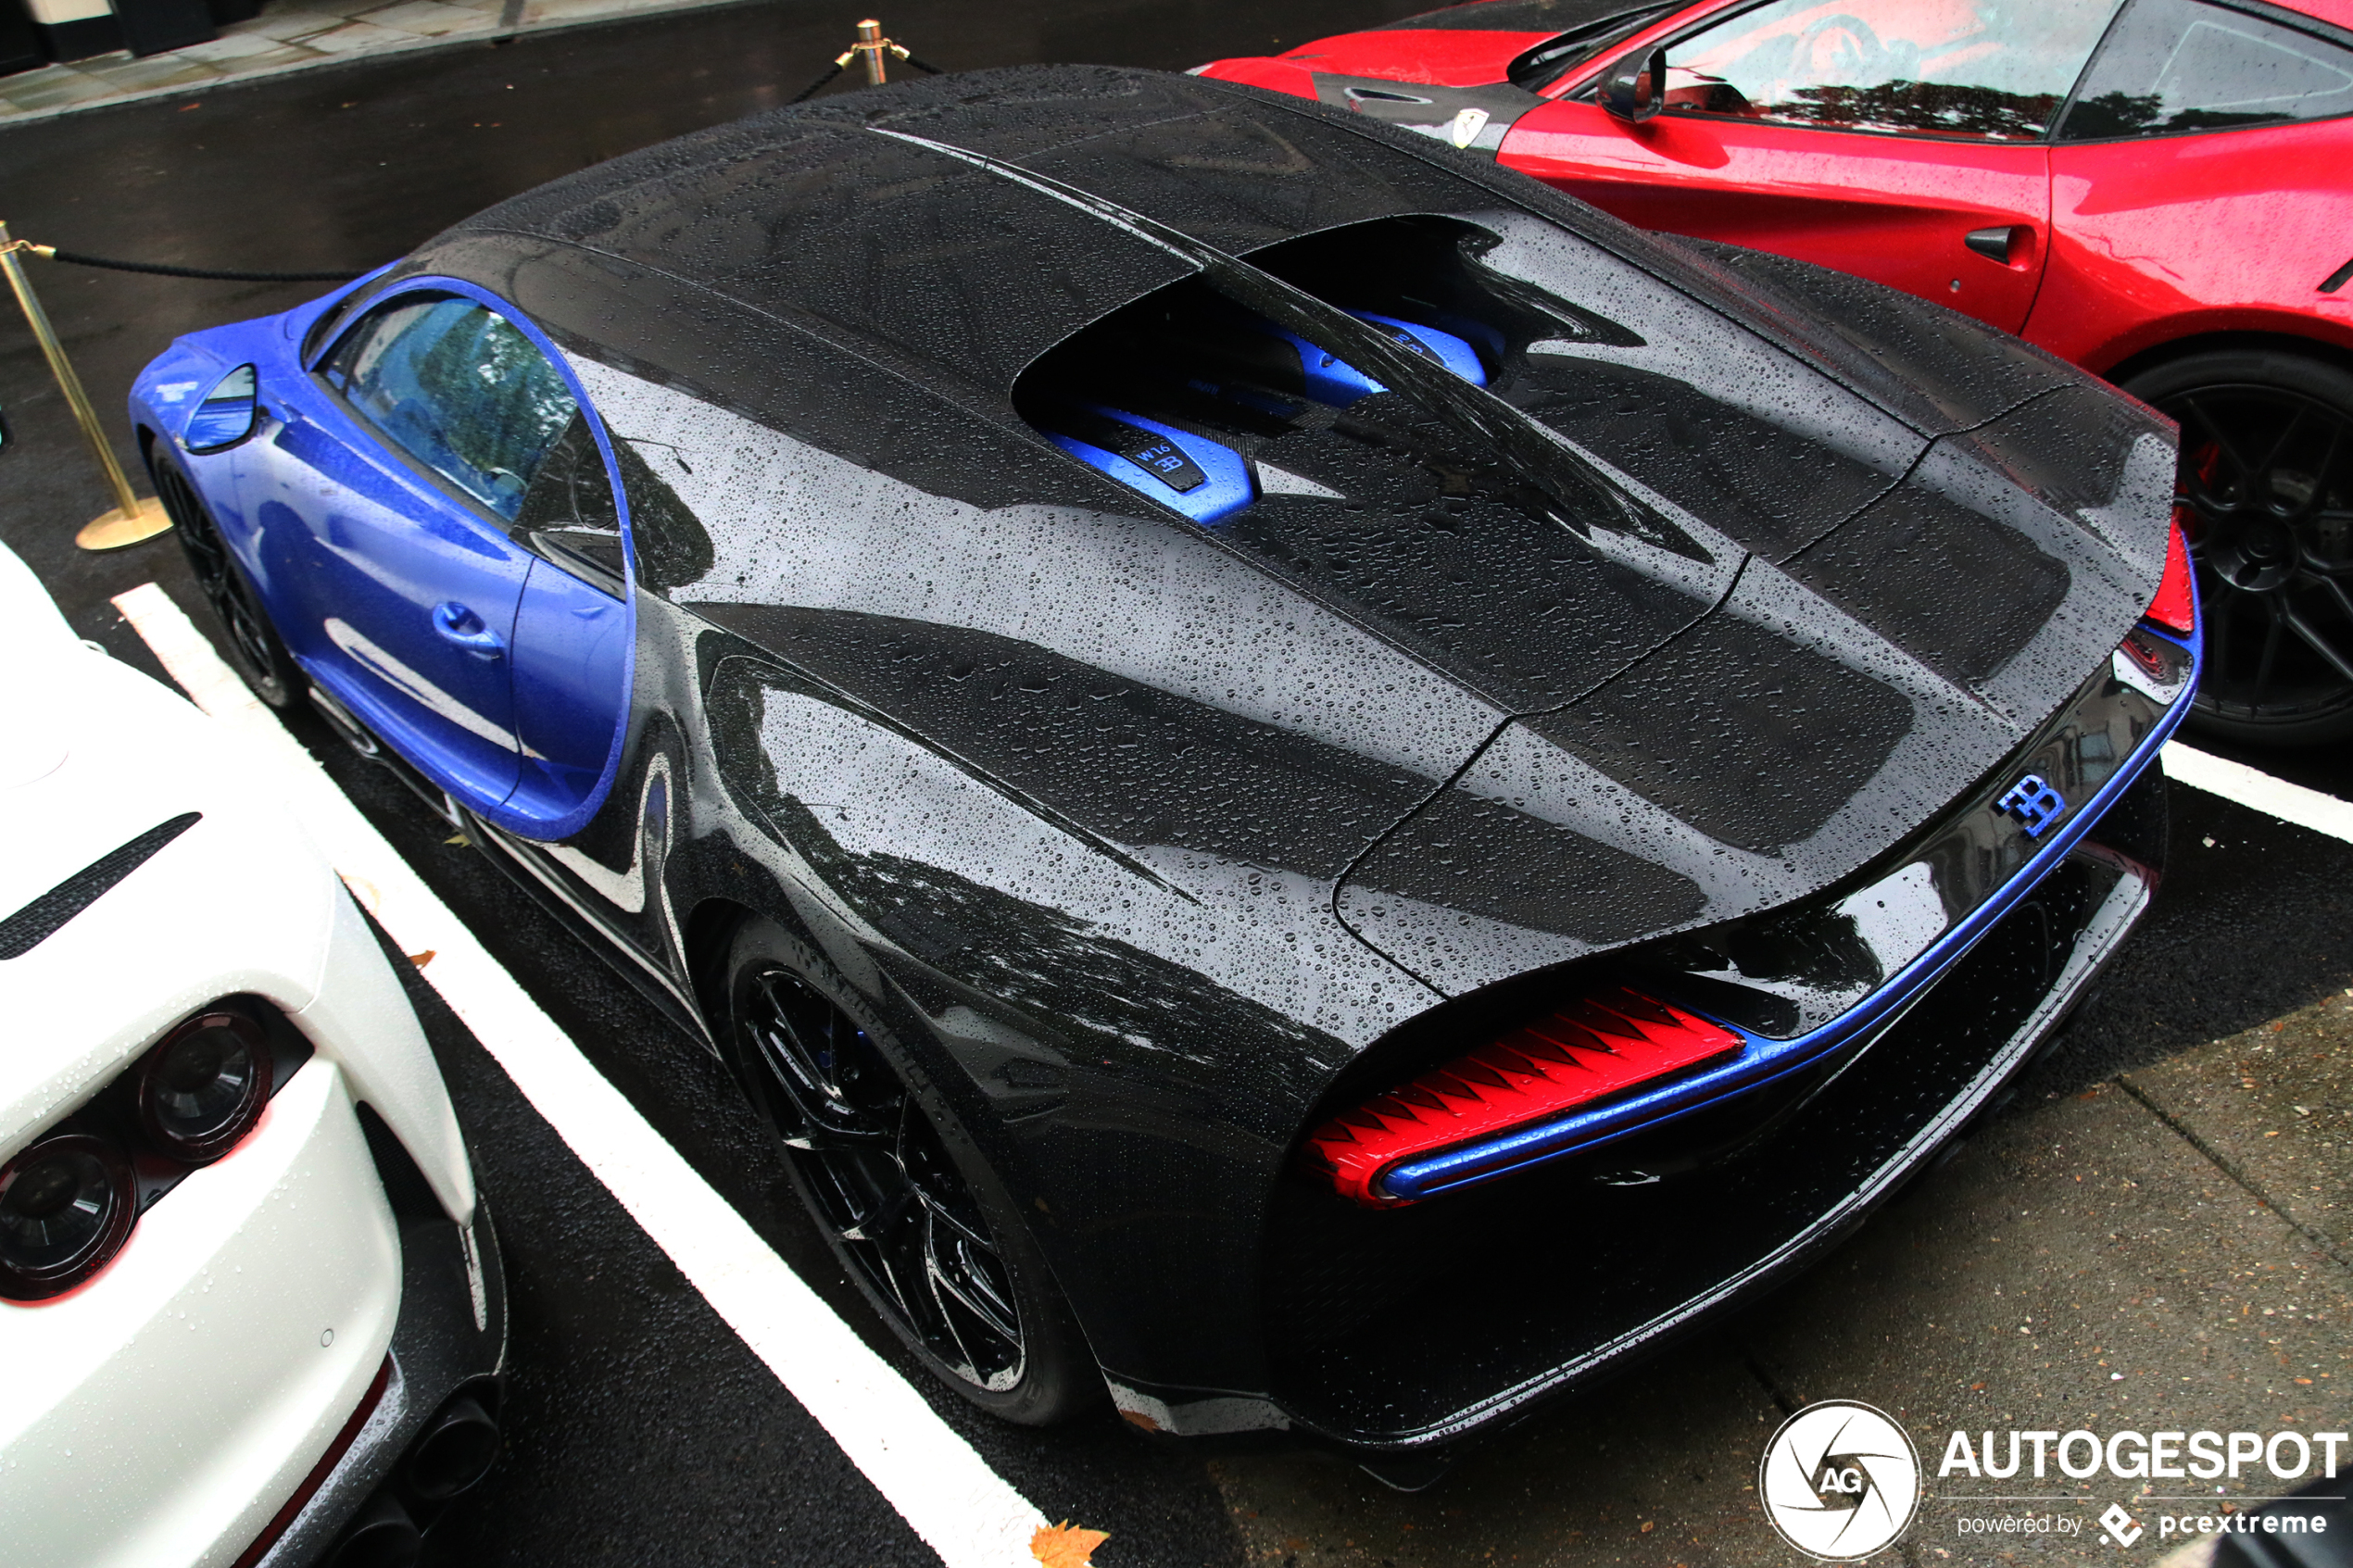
<box><xmin>1355</xmin><ymin>313</ymin><xmax>1490</xmax><ymax>386</ymax></box>
<box><xmin>1272</xmin><ymin>312</ymin><xmax>1490</xmax><ymax>405</ymax></box>
<box><xmin>1381</xmin><ymin>615</ymin><xmax>2203</xmax><ymax>1202</ymax></box>
<box><xmin>1048</xmin><ymin>406</ymin><xmax>1256</xmax><ymax>524</ymax></box>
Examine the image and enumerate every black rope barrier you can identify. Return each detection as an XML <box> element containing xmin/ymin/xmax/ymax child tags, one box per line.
<box><xmin>25</xmin><ymin>23</ymin><xmax>949</xmax><ymax>281</ymax></box>
<box><xmin>39</xmin><ymin>248</ymin><xmax>369</xmax><ymax>283</ymax></box>
<box><xmin>786</xmin><ymin>59</ymin><xmax>847</xmax><ymax>103</ymax></box>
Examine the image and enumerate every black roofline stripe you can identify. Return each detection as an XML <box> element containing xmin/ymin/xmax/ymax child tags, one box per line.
<box><xmin>0</xmin><ymin>812</ymin><xmax>203</xmax><ymax>960</ymax></box>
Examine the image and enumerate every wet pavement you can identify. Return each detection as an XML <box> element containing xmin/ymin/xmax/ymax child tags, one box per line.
<box><xmin>2</xmin><ymin>6</ymin><xmax>2348</xmax><ymax>1564</ymax></box>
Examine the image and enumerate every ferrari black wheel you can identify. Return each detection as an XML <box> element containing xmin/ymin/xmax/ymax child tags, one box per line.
<box><xmin>155</xmin><ymin>455</ymin><xmax>302</xmax><ymax>709</ymax></box>
<box><xmin>2126</xmin><ymin>349</ymin><xmax>2353</xmax><ymax>747</ymax></box>
<box><xmin>723</xmin><ymin>920</ymin><xmax>1099</xmax><ymax>1424</ymax></box>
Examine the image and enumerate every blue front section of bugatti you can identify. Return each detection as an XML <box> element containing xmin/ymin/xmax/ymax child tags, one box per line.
<box><xmin>129</xmin><ymin>268</ymin><xmax>636</xmax><ymax>846</ymax></box>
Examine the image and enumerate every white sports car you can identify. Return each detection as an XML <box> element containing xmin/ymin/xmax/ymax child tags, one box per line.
<box><xmin>0</xmin><ymin>542</ymin><xmax>506</xmax><ymax>1568</ymax></box>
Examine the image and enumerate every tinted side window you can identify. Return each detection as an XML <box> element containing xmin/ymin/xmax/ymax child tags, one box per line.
<box><xmin>1663</xmin><ymin>0</ymin><xmax>2124</xmax><ymax>139</ymax></box>
<box><xmin>321</xmin><ymin>295</ymin><xmax>579</xmax><ymax>521</ymax></box>
<box><xmin>2058</xmin><ymin>0</ymin><xmax>2353</xmax><ymax>139</ymax></box>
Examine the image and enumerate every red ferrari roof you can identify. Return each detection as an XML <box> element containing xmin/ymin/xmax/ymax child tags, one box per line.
<box><xmin>1268</xmin><ymin>0</ymin><xmax>2353</xmax><ymax>92</ymax></box>
<box><xmin>2281</xmin><ymin>0</ymin><xmax>2353</xmax><ymax>26</ymax></box>
<box><xmin>1277</xmin><ymin>26</ymin><xmax>1557</xmax><ymax>86</ymax></box>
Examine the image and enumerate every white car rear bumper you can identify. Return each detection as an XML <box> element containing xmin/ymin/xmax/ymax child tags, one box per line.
<box><xmin>0</xmin><ymin>1057</ymin><xmax>398</xmax><ymax>1568</ymax></box>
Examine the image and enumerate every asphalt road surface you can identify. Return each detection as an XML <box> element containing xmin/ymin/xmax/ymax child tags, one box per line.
<box><xmin>3</xmin><ymin>7</ymin><xmax>2349</xmax><ymax>1563</ymax></box>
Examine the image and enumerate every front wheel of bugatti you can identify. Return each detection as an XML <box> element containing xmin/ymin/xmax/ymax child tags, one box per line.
<box><xmin>2125</xmin><ymin>348</ymin><xmax>2353</xmax><ymax>747</ymax></box>
<box><xmin>723</xmin><ymin>919</ymin><xmax>1101</xmax><ymax>1424</ymax></box>
<box><xmin>153</xmin><ymin>453</ymin><xmax>302</xmax><ymax>709</ymax></box>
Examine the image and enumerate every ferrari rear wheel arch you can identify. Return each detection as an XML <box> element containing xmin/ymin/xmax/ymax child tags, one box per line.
<box><xmin>2122</xmin><ymin>345</ymin><xmax>2353</xmax><ymax>747</ymax></box>
<box><xmin>151</xmin><ymin>449</ymin><xmax>303</xmax><ymax>710</ymax></box>
<box><xmin>719</xmin><ymin>915</ymin><xmax>1102</xmax><ymax>1425</ymax></box>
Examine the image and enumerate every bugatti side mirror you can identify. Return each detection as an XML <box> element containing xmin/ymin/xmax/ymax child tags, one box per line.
<box><xmin>182</xmin><ymin>364</ymin><xmax>258</xmax><ymax>454</ymax></box>
<box><xmin>1600</xmin><ymin>45</ymin><xmax>1667</xmax><ymax>123</ymax></box>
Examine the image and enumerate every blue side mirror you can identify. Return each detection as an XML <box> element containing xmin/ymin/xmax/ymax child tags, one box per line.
<box><xmin>183</xmin><ymin>364</ymin><xmax>258</xmax><ymax>454</ymax></box>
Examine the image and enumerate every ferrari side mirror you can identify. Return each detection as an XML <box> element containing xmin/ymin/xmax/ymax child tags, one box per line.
<box><xmin>183</xmin><ymin>364</ymin><xmax>258</xmax><ymax>454</ymax></box>
<box><xmin>1600</xmin><ymin>45</ymin><xmax>1667</xmax><ymax>123</ymax></box>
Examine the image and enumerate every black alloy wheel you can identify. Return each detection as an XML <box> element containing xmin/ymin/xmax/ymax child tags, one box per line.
<box><xmin>723</xmin><ymin>920</ymin><xmax>1099</xmax><ymax>1423</ymax></box>
<box><xmin>2126</xmin><ymin>348</ymin><xmax>2353</xmax><ymax>747</ymax></box>
<box><xmin>155</xmin><ymin>455</ymin><xmax>302</xmax><ymax>709</ymax></box>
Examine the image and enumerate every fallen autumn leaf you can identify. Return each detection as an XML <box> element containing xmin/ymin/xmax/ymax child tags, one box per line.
<box><xmin>1032</xmin><ymin>1520</ymin><xmax>1111</xmax><ymax>1568</ymax></box>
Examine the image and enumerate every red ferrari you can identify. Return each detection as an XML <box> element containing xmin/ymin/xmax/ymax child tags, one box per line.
<box><xmin>1202</xmin><ymin>0</ymin><xmax>2353</xmax><ymax>744</ymax></box>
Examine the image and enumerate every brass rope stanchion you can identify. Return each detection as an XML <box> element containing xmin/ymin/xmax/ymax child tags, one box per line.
<box><xmin>850</xmin><ymin>19</ymin><xmax>903</xmax><ymax>86</ymax></box>
<box><xmin>789</xmin><ymin>19</ymin><xmax>940</xmax><ymax>102</ymax></box>
<box><xmin>0</xmin><ymin>220</ymin><xmax>170</xmax><ymax>552</ymax></box>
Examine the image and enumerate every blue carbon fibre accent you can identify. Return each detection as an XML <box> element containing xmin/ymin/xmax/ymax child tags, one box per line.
<box><xmin>1049</xmin><ymin>408</ymin><xmax>1257</xmax><ymax>524</ymax></box>
<box><xmin>1381</xmin><ymin>616</ymin><xmax>2204</xmax><ymax>1203</ymax></box>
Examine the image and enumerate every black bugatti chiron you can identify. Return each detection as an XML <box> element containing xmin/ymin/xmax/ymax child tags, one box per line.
<box><xmin>130</xmin><ymin>64</ymin><xmax>2198</xmax><ymax>1458</ymax></box>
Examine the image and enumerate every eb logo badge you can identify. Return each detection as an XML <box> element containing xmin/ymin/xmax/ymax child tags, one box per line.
<box><xmin>1997</xmin><ymin>773</ymin><xmax>2069</xmax><ymax>838</ymax></box>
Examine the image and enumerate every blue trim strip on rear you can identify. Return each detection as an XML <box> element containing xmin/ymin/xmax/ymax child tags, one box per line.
<box><xmin>1382</xmin><ymin>617</ymin><xmax>2203</xmax><ymax>1201</ymax></box>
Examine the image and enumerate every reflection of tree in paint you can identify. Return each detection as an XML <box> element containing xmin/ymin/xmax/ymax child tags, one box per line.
<box><xmin>2063</xmin><ymin>88</ymin><xmax>2275</xmax><ymax>137</ymax></box>
<box><xmin>1779</xmin><ymin>80</ymin><xmax>2060</xmax><ymax>137</ymax></box>
<box><xmin>610</xmin><ymin>434</ymin><xmax>715</xmax><ymax>592</ymax></box>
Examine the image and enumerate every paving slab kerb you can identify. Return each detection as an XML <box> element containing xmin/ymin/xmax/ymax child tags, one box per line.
<box><xmin>1210</xmin><ymin>992</ymin><xmax>2353</xmax><ymax>1566</ymax></box>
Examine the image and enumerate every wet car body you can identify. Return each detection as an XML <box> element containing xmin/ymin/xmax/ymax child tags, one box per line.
<box><xmin>128</xmin><ymin>66</ymin><xmax>2195</xmax><ymax>1455</ymax></box>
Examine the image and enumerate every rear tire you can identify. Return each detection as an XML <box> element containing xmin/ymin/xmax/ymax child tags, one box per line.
<box><xmin>2123</xmin><ymin>348</ymin><xmax>2353</xmax><ymax>747</ymax></box>
<box><xmin>722</xmin><ymin>917</ymin><xmax>1101</xmax><ymax>1425</ymax></box>
<box><xmin>154</xmin><ymin>454</ymin><xmax>302</xmax><ymax>709</ymax></box>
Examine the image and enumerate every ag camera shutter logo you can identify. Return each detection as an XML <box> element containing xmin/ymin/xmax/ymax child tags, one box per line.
<box><xmin>1759</xmin><ymin>1400</ymin><xmax>1922</xmax><ymax>1560</ymax></box>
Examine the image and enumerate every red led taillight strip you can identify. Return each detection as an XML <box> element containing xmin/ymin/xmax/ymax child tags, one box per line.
<box><xmin>1304</xmin><ymin>988</ymin><xmax>1742</xmax><ymax>1206</ymax></box>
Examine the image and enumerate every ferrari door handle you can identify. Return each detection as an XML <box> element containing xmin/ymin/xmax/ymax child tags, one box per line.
<box><xmin>1966</xmin><ymin>225</ymin><xmax>2029</xmax><ymax>264</ymax></box>
<box><xmin>431</xmin><ymin>600</ymin><xmax>506</xmax><ymax>660</ymax></box>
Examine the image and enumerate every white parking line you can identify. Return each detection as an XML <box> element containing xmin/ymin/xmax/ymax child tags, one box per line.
<box><xmin>111</xmin><ymin>584</ymin><xmax>1053</xmax><ymax>1568</ymax></box>
<box><xmin>2163</xmin><ymin>742</ymin><xmax>2353</xmax><ymax>847</ymax></box>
